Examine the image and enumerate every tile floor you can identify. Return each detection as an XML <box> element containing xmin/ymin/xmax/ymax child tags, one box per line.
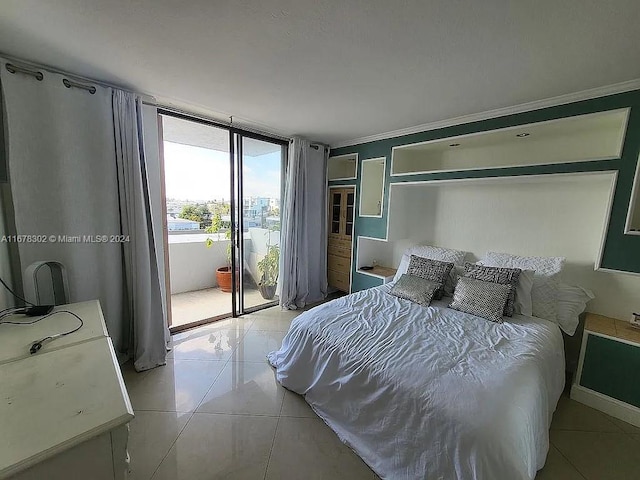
<box><xmin>170</xmin><ymin>287</ymin><xmax>273</xmax><ymax>328</ymax></box>
<box><xmin>122</xmin><ymin>306</ymin><xmax>640</xmax><ymax>480</ymax></box>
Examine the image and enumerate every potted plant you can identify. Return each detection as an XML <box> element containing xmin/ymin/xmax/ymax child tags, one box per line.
<box><xmin>206</xmin><ymin>214</ymin><xmax>234</xmax><ymax>293</ymax></box>
<box><xmin>257</xmin><ymin>232</ymin><xmax>280</xmax><ymax>300</ymax></box>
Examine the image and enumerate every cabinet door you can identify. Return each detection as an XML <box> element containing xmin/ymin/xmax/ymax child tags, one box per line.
<box><xmin>580</xmin><ymin>335</ymin><xmax>640</xmax><ymax>408</ymax></box>
<box><xmin>344</xmin><ymin>189</ymin><xmax>354</xmax><ymax>238</ymax></box>
<box><xmin>330</xmin><ymin>190</ymin><xmax>342</xmax><ymax>236</ymax></box>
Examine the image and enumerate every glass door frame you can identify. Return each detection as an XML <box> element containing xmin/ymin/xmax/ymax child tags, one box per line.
<box><xmin>158</xmin><ymin>108</ymin><xmax>287</xmax><ymax>324</ymax></box>
<box><xmin>231</xmin><ymin>131</ymin><xmax>288</xmax><ymax>316</ymax></box>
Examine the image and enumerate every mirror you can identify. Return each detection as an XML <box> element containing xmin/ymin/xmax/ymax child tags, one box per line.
<box><xmin>360</xmin><ymin>157</ymin><xmax>385</xmax><ymax>217</ymax></box>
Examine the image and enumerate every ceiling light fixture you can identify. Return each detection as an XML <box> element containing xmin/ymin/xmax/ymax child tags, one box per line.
<box><xmin>516</xmin><ymin>133</ymin><xmax>530</xmax><ymax>137</ymax></box>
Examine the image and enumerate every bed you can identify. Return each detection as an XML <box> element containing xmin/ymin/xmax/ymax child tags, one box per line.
<box><xmin>268</xmin><ymin>283</ymin><xmax>566</xmax><ymax>480</ymax></box>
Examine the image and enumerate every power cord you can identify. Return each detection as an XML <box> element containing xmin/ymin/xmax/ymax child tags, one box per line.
<box><xmin>0</xmin><ymin>275</ymin><xmax>35</xmax><ymax>306</ymax></box>
<box><xmin>0</xmin><ymin>274</ymin><xmax>84</xmax><ymax>354</ymax></box>
<box><xmin>0</xmin><ymin>310</ymin><xmax>84</xmax><ymax>354</ymax></box>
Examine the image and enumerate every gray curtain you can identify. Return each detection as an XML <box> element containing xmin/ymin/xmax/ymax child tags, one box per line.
<box><xmin>279</xmin><ymin>137</ymin><xmax>328</xmax><ymax>309</ymax></box>
<box><xmin>0</xmin><ymin>59</ymin><xmax>126</xmax><ymax>352</ymax></box>
<box><xmin>0</xmin><ymin>57</ymin><xmax>167</xmax><ymax>371</ymax></box>
<box><xmin>113</xmin><ymin>90</ymin><xmax>168</xmax><ymax>371</ymax></box>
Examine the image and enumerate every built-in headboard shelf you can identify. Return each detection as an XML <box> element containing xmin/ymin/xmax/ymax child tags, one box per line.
<box><xmin>390</xmin><ymin>109</ymin><xmax>629</xmax><ymax>176</ymax></box>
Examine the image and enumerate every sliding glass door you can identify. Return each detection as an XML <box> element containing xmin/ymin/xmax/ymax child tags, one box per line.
<box><xmin>236</xmin><ymin>136</ymin><xmax>285</xmax><ymax>312</ymax></box>
<box><xmin>160</xmin><ymin>111</ymin><xmax>286</xmax><ymax>330</ymax></box>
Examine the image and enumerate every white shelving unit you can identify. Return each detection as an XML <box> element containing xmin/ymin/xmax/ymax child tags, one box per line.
<box><xmin>391</xmin><ymin>109</ymin><xmax>629</xmax><ymax>176</ymax></box>
<box><xmin>328</xmin><ymin>153</ymin><xmax>358</xmax><ymax>181</ymax></box>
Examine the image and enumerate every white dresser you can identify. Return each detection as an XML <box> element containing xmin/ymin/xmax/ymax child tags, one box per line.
<box><xmin>0</xmin><ymin>301</ymin><xmax>134</xmax><ymax>480</ymax></box>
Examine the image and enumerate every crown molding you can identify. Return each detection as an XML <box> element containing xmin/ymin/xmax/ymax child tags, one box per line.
<box><xmin>330</xmin><ymin>79</ymin><xmax>640</xmax><ymax>149</ymax></box>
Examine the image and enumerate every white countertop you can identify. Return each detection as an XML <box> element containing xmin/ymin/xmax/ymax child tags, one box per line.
<box><xmin>0</xmin><ymin>302</ymin><xmax>133</xmax><ymax>479</ymax></box>
<box><xmin>0</xmin><ymin>300</ymin><xmax>109</xmax><ymax>364</ymax></box>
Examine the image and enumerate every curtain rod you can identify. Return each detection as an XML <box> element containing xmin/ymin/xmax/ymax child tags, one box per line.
<box><xmin>1</xmin><ymin>52</ymin><xmax>296</xmax><ymax>144</ymax></box>
<box><xmin>5</xmin><ymin>63</ymin><xmax>97</xmax><ymax>94</ymax></box>
<box><xmin>5</xmin><ymin>63</ymin><xmax>43</xmax><ymax>81</ymax></box>
<box><xmin>0</xmin><ymin>53</ymin><xmax>138</xmax><ymax>95</ymax></box>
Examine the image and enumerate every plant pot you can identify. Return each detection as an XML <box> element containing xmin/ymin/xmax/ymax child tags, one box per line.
<box><xmin>258</xmin><ymin>283</ymin><xmax>277</xmax><ymax>300</ymax></box>
<box><xmin>216</xmin><ymin>266</ymin><xmax>233</xmax><ymax>293</ymax></box>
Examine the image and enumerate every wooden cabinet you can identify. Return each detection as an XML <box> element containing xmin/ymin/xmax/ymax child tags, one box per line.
<box><xmin>327</xmin><ymin>187</ymin><xmax>355</xmax><ymax>292</ymax></box>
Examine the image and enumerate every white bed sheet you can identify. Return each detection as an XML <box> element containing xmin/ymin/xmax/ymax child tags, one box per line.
<box><xmin>268</xmin><ymin>284</ymin><xmax>565</xmax><ymax>480</ymax></box>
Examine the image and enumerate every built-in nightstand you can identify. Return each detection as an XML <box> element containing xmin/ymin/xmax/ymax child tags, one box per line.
<box><xmin>571</xmin><ymin>312</ymin><xmax>640</xmax><ymax>428</ymax></box>
<box><xmin>357</xmin><ymin>266</ymin><xmax>397</xmax><ymax>284</ymax></box>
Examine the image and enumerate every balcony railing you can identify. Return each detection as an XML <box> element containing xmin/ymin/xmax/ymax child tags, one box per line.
<box><xmin>168</xmin><ymin>228</ymin><xmax>280</xmax><ymax>327</ymax></box>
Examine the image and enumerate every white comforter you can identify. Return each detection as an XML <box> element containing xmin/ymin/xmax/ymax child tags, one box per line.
<box><xmin>267</xmin><ymin>284</ymin><xmax>565</xmax><ymax>480</ymax></box>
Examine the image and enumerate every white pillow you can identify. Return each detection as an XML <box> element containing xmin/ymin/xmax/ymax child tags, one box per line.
<box><xmin>557</xmin><ymin>283</ymin><xmax>594</xmax><ymax>335</ymax></box>
<box><xmin>481</xmin><ymin>251</ymin><xmax>565</xmax><ymax>322</ymax></box>
<box><xmin>514</xmin><ymin>269</ymin><xmax>535</xmax><ymax>317</ymax></box>
<box><xmin>394</xmin><ymin>245</ymin><xmax>467</xmax><ymax>287</ymax></box>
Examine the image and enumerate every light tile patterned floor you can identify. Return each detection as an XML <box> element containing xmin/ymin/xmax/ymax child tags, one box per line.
<box><xmin>122</xmin><ymin>306</ymin><xmax>640</xmax><ymax>480</ymax></box>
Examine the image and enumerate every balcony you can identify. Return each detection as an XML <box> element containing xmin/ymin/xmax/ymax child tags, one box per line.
<box><xmin>168</xmin><ymin>228</ymin><xmax>279</xmax><ymax>328</ymax></box>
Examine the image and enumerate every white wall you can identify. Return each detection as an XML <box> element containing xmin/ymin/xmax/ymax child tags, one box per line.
<box><xmin>169</xmin><ymin>239</ymin><xmax>228</xmax><ymax>294</ymax></box>
<box><xmin>169</xmin><ymin>228</ymin><xmax>279</xmax><ymax>294</ymax></box>
<box><xmin>384</xmin><ymin>173</ymin><xmax>640</xmax><ymax>321</ymax></box>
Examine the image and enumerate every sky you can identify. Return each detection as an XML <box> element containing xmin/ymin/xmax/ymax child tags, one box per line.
<box><xmin>163</xmin><ymin>142</ymin><xmax>282</xmax><ymax>202</ymax></box>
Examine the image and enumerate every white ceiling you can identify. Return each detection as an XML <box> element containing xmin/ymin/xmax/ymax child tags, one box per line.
<box><xmin>1</xmin><ymin>1</ymin><xmax>640</xmax><ymax>147</ymax></box>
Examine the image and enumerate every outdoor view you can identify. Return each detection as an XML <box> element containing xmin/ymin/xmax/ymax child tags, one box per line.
<box><xmin>162</xmin><ymin>115</ymin><xmax>283</xmax><ymax>328</ymax></box>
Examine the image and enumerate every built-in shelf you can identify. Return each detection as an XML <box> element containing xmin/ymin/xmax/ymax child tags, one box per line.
<box><xmin>585</xmin><ymin>313</ymin><xmax>640</xmax><ymax>345</ymax></box>
<box><xmin>391</xmin><ymin>109</ymin><xmax>629</xmax><ymax>176</ymax></box>
<box><xmin>359</xmin><ymin>157</ymin><xmax>385</xmax><ymax>217</ymax></box>
<box><xmin>358</xmin><ymin>266</ymin><xmax>397</xmax><ymax>282</ymax></box>
<box><xmin>625</xmin><ymin>151</ymin><xmax>640</xmax><ymax>235</ymax></box>
<box><xmin>328</xmin><ymin>153</ymin><xmax>358</xmax><ymax>181</ymax></box>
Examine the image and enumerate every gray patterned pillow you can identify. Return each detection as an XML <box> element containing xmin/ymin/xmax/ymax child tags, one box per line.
<box><xmin>389</xmin><ymin>275</ymin><xmax>440</xmax><ymax>307</ymax></box>
<box><xmin>463</xmin><ymin>263</ymin><xmax>521</xmax><ymax>317</ymax></box>
<box><xmin>407</xmin><ymin>255</ymin><xmax>454</xmax><ymax>300</ymax></box>
<box><xmin>449</xmin><ymin>276</ymin><xmax>511</xmax><ymax>323</ymax></box>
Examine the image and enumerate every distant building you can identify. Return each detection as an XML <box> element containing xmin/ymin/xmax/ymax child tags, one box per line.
<box><xmin>167</xmin><ymin>216</ymin><xmax>200</xmax><ymax>231</ymax></box>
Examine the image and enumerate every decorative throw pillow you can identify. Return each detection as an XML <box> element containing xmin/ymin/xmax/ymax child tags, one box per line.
<box><xmin>481</xmin><ymin>251</ymin><xmax>565</xmax><ymax>322</ymax></box>
<box><xmin>406</xmin><ymin>255</ymin><xmax>454</xmax><ymax>300</ymax></box>
<box><xmin>463</xmin><ymin>263</ymin><xmax>521</xmax><ymax>317</ymax></box>
<box><xmin>393</xmin><ymin>245</ymin><xmax>467</xmax><ymax>282</ymax></box>
<box><xmin>449</xmin><ymin>276</ymin><xmax>511</xmax><ymax>323</ymax></box>
<box><xmin>389</xmin><ymin>275</ymin><xmax>440</xmax><ymax>307</ymax></box>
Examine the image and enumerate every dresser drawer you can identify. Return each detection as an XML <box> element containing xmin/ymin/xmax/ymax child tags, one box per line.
<box><xmin>328</xmin><ymin>237</ymin><xmax>351</xmax><ymax>249</ymax></box>
<box><xmin>328</xmin><ymin>246</ymin><xmax>351</xmax><ymax>257</ymax></box>
<box><xmin>328</xmin><ymin>269</ymin><xmax>350</xmax><ymax>292</ymax></box>
<box><xmin>328</xmin><ymin>254</ymin><xmax>350</xmax><ymax>272</ymax></box>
